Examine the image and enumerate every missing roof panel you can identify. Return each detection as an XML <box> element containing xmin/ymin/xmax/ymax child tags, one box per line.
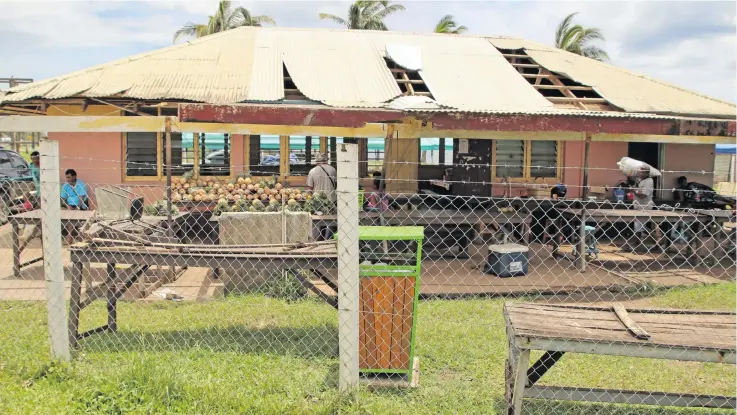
<box><xmin>496</xmin><ymin>48</ymin><xmax>615</xmax><ymax>111</ymax></box>
<box><xmin>282</xmin><ymin>64</ymin><xmax>307</xmax><ymax>100</ymax></box>
<box><xmin>384</xmin><ymin>57</ymin><xmax>434</xmax><ymax>98</ymax></box>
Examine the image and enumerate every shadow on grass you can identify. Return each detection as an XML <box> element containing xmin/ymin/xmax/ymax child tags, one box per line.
<box><xmin>78</xmin><ymin>324</ymin><xmax>338</xmax><ymax>358</ymax></box>
<box><xmin>492</xmin><ymin>396</ymin><xmax>733</xmax><ymax>415</ymax></box>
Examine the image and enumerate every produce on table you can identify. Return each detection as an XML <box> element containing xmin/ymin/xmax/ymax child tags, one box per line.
<box><xmin>167</xmin><ymin>174</ymin><xmax>332</xmax><ymax>215</ymax></box>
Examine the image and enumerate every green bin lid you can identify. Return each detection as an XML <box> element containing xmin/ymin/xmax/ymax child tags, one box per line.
<box><xmin>359</xmin><ymin>226</ymin><xmax>424</xmax><ymax>241</ymax></box>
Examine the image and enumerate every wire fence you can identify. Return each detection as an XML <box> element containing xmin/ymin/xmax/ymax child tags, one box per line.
<box><xmin>0</xmin><ymin>143</ymin><xmax>734</xmax><ymax>414</ymax></box>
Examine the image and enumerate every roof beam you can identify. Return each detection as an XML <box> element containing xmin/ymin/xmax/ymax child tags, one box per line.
<box><xmin>0</xmin><ymin>115</ymin><xmax>733</xmax><ymax>144</ymax></box>
<box><xmin>547</xmin><ymin>97</ymin><xmax>609</xmax><ymax>104</ymax></box>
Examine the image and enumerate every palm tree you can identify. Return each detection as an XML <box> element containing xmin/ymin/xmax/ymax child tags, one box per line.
<box><xmin>174</xmin><ymin>0</ymin><xmax>275</xmax><ymax>43</ymax></box>
<box><xmin>554</xmin><ymin>12</ymin><xmax>608</xmax><ymax>61</ymax></box>
<box><xmin>319</xmin><ymin>1</ymin><xmax>405</xmax><ymax>31</ymax></box>
<box><xmin>434</xmin><ymin>15</ymin><xmax>467</xmax><ymax>34</ymax></box>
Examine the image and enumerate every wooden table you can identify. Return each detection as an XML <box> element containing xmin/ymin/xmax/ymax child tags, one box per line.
<box><xmin>8</xmin><ymin>209</ymin><xmax>94</xmax><ymax>278</ymax></box>
<box><xmin>67</xmin><ymin>242</ymin><xmax>337</xmax><ymax>347</ymax></box>
<box><xmin>558</xmin><ymin>208</ymin><xmax>731</xmax><ymax>265</ymax></box>
<box><xmin>309</xmin><ymin>210</ymin><xmax>532</xmax><ymax>257</ymax></box>
<box><xmin>8</xmin><ymin>210</ymin><xmax>188</xmax><ymax>278</ymax></box>
<box><xmin>503</xmin><ymin>302</ymin><xmax>736</xmax><ymax>414</ymax></box>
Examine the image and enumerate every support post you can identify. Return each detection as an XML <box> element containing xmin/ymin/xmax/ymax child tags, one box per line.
<box><xmin>336</xmin><ymin>143</ymin><xmax>360</xmax><ymax>391</ymax></box>
<box><xmin>40</xmin><ymin>140</ymin><xmax>71</xmax><ymax>360</ymax></box>
<box><xmin>578</xmin><ymin>136</ymin><xmax>591</xmax><ymax>272</ymax></box>
<box><xmin>106</xmin><ymin>263</ymin><xmax>118</xmax><ymax>332</ymax></box>
<box><xmin>12</xmin><ymin>222</ymin><xmax>21</xmax><ymax>279</ymax></box>
<box><xmin>165</xmin><ymin>118</ymin><xmax>173</xmax><ymax>238</ymax></box>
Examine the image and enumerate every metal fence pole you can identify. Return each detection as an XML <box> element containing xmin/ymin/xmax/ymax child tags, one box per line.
<box><xmin>40</xmin><ymin>140</ymin><xmax>71</xmax><ymax>360</ymax></box>
<box><xmin>337</xmin><ymin>142</ymin><xmax>360</xmax><ymax>391</ymax></box>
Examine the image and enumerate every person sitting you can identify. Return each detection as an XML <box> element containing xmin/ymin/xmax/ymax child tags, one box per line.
<box><xmin>366</xmin><ymin>174</ymin><xmax>389</xmax><ymax>212</ymax></box>
<box><xmin>60</xmin><ymin>169</ymin><xmax>88</xmax><ymax>245</ymax></box>
<box><xmin>673</xmin><ymin>175</ymin><xmax>734</xmax><ymax>208</ymax></box>
<box><xmin>60</xmin><ymin>169</ymin><xmax>88</xmax><ymax>210</ymax></box>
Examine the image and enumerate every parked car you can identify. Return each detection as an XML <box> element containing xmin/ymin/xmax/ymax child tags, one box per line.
<box><xmin>0</xmin><ymin>149</ymin><xmax>33</xmax><ymax>222</ymax></box>
<box><xmin>261</xmin><ymin>154</ymin><xmax>299</xmax><ymax>165</ymax></box>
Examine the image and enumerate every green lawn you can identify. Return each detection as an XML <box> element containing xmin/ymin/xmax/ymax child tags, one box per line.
<box><xmin>0</xmin><ymin>283</ymin><xmax>734</xmax><ymax>414</ymax></box>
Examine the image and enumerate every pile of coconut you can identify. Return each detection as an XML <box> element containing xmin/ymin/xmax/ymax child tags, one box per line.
<box><xmin>168</xmin><ymin>175</ymin><xmax>334</xmax><ymax>215</ymax></box>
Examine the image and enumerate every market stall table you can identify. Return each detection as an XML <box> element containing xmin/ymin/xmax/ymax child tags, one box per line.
<box><xmin>558</xmin><ymin>208</ymin><xmax>727</xmax><ymax>264</ymax></box>
<box><xmin>8</xmin><ymin>210</ymin><xmax>188</xmax><ymax>278</ymax></box>
<box><xmin>67</xmin><ymin>241</ymin><xmax>338</xmax><ymax>347</ymax></box>
<box><xmin>304</xmin><ymin>210</ymin><xmax>532</xmax><ymax>257</ymax></box>
<box><xmin>9</xmin><ymin>209</ymin><xmax>94</xmax><ymax>278</ymax></box>
<box><xmin>503</xmin><ymin>302</ymin><xmax>736</xmax><ymax>414</ymax></box>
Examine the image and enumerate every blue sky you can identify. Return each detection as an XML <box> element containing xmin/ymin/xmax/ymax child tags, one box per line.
<box><xmin>0</xmin><ymin>0</ymin><xmax>735</xmax><ymax>103</ymax></box>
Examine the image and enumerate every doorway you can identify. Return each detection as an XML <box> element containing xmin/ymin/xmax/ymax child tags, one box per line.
<box><xmin>628</xmin><ymin>142</ymin><xmax>661</xmax><ymax>191</ymax></box>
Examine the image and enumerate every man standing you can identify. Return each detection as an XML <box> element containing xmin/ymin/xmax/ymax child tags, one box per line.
<box><xmin>631</xmin><ymin>166</ymin><xmax>658</xmax><ymax>251</ymax></box>
<box><xmin>307</xmin><ymin>153</ymin><xmax>336</xmax><ymax>203</ymax></box>
<box><xmin>307</xmin><ymin>153</ymin><xmax>337</xmax><ymax>240</ymax></box>
<box><xmin>29</xmin><ymin>151</ymin><xmax>40</xmax><ymax>191</ymax></box>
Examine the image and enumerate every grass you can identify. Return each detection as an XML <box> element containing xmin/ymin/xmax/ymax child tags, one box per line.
<box><xmin>0</xmin><ymin>283</ymin><xmax>734</xmax><ymax>414</ymax></box>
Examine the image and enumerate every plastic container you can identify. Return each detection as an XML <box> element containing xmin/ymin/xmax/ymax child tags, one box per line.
<box><xmin>614</xmin><ymin>188</ymin><xmax>625</xmax><ymax>203</ymax></box>
<box><xmin>484</xmin><ymin>244</ymin><xmax>529</xmax><ymax>277</ymax></box>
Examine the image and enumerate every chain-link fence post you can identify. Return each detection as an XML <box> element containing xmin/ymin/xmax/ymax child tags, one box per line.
<box><xmin>337</xmin><ymin>142</ymin><xmax>360</xmax><ymax>391</ymax></box>
<box><xmin>40</xmin><ymin>140</ymin><xmax>71</xmax><ymax>360</ymax></box>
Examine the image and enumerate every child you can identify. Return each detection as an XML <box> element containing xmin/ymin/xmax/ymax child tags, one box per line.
<box><xmin>366</xmin><ymin>174</ymin><xmax>388</xmax><ymax>212</ymax></box>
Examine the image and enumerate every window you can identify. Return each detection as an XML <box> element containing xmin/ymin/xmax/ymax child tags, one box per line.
<box><xmin>125</xmin><ymin>132</ymin><xmax>233</xmax><ymax>179</ymax></box>
<box><xmin>367</xmin><ymin>138</ymin><xmax>385</xmax><ymax>172</ymax></box>
<box><xmin>493</xmin><ymin>140</ymin><xmax>559</xmax><ymax>180</ymax></box>
<box><xmin>494</xmin><ymin>140</ymin><xmax>525</xmax><ymax>178</ymax></box>
<box><xmin>289</xmin><ymin>136</ymin><xmax>320</xmax><ymax>165</ymax></box>
<box><xmin>258</xmin><ymin>135</ymin><xmax>280</xmax><ymax>166</ymax></box>
<box><xmin>198</xmin><ymin>133</ymin><xmax>230</xmax><ymax>176</ymax></box>
<box><xmin>161</xmin><ymin>133</ymin><xmax>193</xmax><ymax>176</ymax></box>
<box><xmin>420</xmin><ymin>138</ymin><xmax>453</xmax><ymax>165</ymax></box>
<box><xmin>530</xmin><ymin>141</ymin><xmax>558</xmax><ymax>178</ymax></box>
<box><xmin>125</xmin><ymin>132</ymin><xmax>158</xmax><ymax>177</ymax></box>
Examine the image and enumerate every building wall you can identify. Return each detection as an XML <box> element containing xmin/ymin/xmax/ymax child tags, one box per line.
<box><xmin>47</xmin><ymin>105</ymin><xmax>247</xmax><ymax>205</ymax></box>
<box><xmin>660</xmin><ymin>143</ymin><xmax>715</xmax><ymax>199</ymax></box>
<box><xmin>714</xmin><ymin>153</ymin><xmax>736</xmax><ymax>184</ymax></box>
<box><xmin>488</xmin><ymin>141</ymin><xmax>628</xmax><ymax>198</ymax></box>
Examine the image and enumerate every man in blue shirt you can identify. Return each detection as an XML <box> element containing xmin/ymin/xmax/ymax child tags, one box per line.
<box><xmin>29</xmin><ymin>151</ymin><xmax>40</xmax><ymax>191</ymax></box>
<box><xmin>60</xmin><ymin>169</ymin><xmax>88</xmax><ymax>210</ymax></box>
<box><xmin>60</xmin><ymin>169</ymin><xmax>87</xmax><ymax>244</ymax></box>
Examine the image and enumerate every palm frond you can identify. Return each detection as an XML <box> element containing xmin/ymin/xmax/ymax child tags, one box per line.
<box><xmin>452</xmin><ymin>25</ymin><xmax>468</xmax><ymax>34</ymax></box>
<box><xmin>319</xmin><ymin>13</ymin><xmax>349</xmax><ymax>27</ymax></box>
<box><xmin>173</xmin><ymin>22</ymin><xmax>208</xmax><ymax>43</ymax></box>
<box><xmin>251</xmin><ymin>15</ymin><xmax>276</xmax><ymax>26</ymax></box>
<box><xmin>581</xmin><ymin>45</ymin><xmax>609</xmax><ymax>61</ymax></box>
<box><xmin>554</xmin><ymin>12</ymin><xmax>578</xmax><ymax>48</ymax></box>
<box><xmin>578</xmin><ymin>27</ymin><xmax>605</xmax><ymax>42</ymax></box>
<box><xmin>372</xmin><ymin>3</ymin><xmax>405</xmax><ymax>20</ymax></box>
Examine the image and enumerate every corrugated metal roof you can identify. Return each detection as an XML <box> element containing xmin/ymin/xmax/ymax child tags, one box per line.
<box><xmin>367</xmin><ymin>32</ymin><xmax>552</xmax><ymax>112</ymax></box>
<box><xmin>486</xmin><ymin>37</ymin><xmax>736</xmax><ymax>118</ymax></box>
<box><xmin>279</xmin><ymin>29</ymin><xmax>401</xmax><ymax>107</ymax></box>
<box><xmin>0</xmin><ymin>27</ymin><xmax>734</xmax><ymax>119</ymax></box>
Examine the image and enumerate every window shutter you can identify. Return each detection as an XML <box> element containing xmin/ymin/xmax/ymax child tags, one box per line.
<box><xmin>495</xmin><ymin>140</ymin><xmax>524</xmax><ymax>178</ymax></box>
<box><xmin>125</xmin><ymin>132</ymin><xmax>158</xmax><ymax>176</ymax></box>
<box><xmin>530</xmin><ymin>141</ymin><xmax>558</xmax><ymax>178</ymax></box>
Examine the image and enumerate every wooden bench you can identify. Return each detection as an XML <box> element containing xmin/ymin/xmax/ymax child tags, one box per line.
<box><xmin>503</xmin><ymin>302</ymin><xmax>736</xmax><ymax>414</ymax></box>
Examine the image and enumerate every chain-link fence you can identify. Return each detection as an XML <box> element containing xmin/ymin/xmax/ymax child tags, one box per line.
<box><xmin>0</xmin><ymin>142</ymin><xmax>734</xmax><ymax>414</ymax></box>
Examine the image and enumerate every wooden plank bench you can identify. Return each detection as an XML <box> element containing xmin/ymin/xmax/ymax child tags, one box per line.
<box><xmin>503</xmin><ymin>302</ymin><xmax>736</xmax><ymax>414</ymax></box>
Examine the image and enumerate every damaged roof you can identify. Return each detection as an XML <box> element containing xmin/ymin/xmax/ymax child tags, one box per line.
<box><xmin>1</xmin><ymin>26</ymin><xmax>734</xmax><ymax>118</ymax></box>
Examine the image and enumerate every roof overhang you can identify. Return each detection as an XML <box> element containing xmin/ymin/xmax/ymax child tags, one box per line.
<box><xmin>0</xmin><ymin>102</ymin><xmax>734</xmax><ymax>144</ymax></box>
<box><xmin>177</xmin><ymin>103</ymin><xmax>736</xmax><ymax>143</ymax></box>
